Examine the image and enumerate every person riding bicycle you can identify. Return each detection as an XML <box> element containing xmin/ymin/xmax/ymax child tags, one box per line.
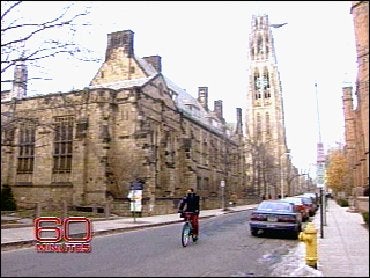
<box><xmin>178</xmin><ymin>188</ymin><xmax>200</xmax><ymax>241</ymax></box>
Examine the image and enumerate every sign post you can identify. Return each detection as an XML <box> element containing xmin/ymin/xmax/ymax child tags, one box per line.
<box><xmin>316</xmin><ymin>142</ymin><xmax>326</xmax><ymax>238</ymax></box>
<box><xmin>127</xmin><ymin>180</ymin><xmax>143</xmax><ymax>223</ymax></box>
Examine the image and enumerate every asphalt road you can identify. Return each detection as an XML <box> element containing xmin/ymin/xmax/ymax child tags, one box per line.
<box><xmin>1</xmin><ymin>211</ymin><xmax>306</xmax><ymax>277</ymax></box>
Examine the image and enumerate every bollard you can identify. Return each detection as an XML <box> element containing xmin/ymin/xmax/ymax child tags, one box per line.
<box><xmin>298</xmin><ymin>222</ymin><xmax>318</xmax><ymax>269</ymax></box>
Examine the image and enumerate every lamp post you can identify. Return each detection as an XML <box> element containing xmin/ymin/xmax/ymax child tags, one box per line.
<box><xmin>220</xmin><ymin>180</ymin><xmax>225</xmax><ymax>211</ymax></box>
<box><xmin>280</xmin><ymin>152</ymin><xmax>290</xmax><ymax>198</ymax></box>
<box><xmin>314</xmin><ymin>82</ymin><xmax>325</xmax><ymax>238</ymax></box>
<box><xmin>222</xmin><ymin>123</ymin><xmax>229</xmax><ymax>211</ymax></box>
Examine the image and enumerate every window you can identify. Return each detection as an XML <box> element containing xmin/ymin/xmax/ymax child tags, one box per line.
<box><xmin>75</xmin><ymin>118</ymin><xmax>88</xmax><ymax>139</ymax></box>
<box><xmin>257</xmin><ymin>36</ymin><xmax>263</xmax><ymax>53</ymax></box>
<box><xmin>2</xmin><ymin>125</ymin><xmax>15</xmax><ymax>146</ymax></box>
<box><xmin>53</xmin><ymin>116</ymin><xmax>74</xmax><ymax>174</ymax></box>
<box><xmin>254</xmin><ymin>73</ymin><xmax>259</xmax><ymax>90</ymax></box>
<box><xmin>17</xmin><ymin>122</ymin><xmax>36</xmax><ymax>174</ymax></box>
<box><xmin>197</xmin><ymin>176</ymin><xmax>201</xmax><ymax>190</ymax></box>
<box><xmin>263</xmin><ymin>71</ymin><xmax>269</xmax><ymax>89</ymax></box>
<box><xmin>204</xmin><ymin>177</ymin><xmax>209</xmax><ymax>191</ymax></box>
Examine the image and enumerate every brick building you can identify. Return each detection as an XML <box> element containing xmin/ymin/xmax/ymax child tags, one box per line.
<box><xmin>342</xmin><ymin>1</ymin><xmax>369</xmax><ymax>193</ymax></box>
<box><xmin>1</xmin><ymin>30</ymin><xmax>250</xmax><ymax>215</ymax></box>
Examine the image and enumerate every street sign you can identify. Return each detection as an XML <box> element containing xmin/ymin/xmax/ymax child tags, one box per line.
<box><xmin>220</xmin><ymin>180</ymin><xmax>225</xmax><ymax>188</ymax></box>
<box><xmin>127</xmin><ymin>189</ymin><xmax>142</xmax><ymax>212</ymax></box>
<box><xmin>317</xmin><ymin>183</ymin><xmax>325</xmax><ymax>188</ymax></box>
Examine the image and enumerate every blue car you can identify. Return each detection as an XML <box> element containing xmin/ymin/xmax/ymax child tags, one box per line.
<box><xmin>249</xmin><ymin>200</ymin><xmax>303</xmax><ymax>238</ymax></box>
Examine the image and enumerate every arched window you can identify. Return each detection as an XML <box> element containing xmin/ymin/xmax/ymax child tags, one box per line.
<box><xmin>257</xmin><ymin>36</ymin><xmax>263</xmax><ymax>53</ymax></box>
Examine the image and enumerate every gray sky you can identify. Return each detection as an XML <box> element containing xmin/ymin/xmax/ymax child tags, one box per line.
<box><xmin>3</xmin><ymin>1</ymin><xmax>358</xmax><ymax>178</ymax></box>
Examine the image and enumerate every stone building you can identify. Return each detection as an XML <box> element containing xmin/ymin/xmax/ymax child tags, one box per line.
<box><xmin>1</xmin><ymin>30</ymin><xmax>249</xmax><ymax>215</ymax></box>
<box><xmin>245</xmin><ymin>15</ymin><xmax>293</xmax><ymax>199</ymax></box>
<box><xmin>342</xmin><ymin>1</ymin><xmax>369</xmax><ymax>192</ymax></box>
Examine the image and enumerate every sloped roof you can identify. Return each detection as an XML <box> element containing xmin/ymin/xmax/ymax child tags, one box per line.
<box><xmin>163</xmin><ymin>76</ymin><xmax>224</xmax><ymax>134</ymax></box>
<box><xmin>87</xmin><ymin>56</ymin><xmax>225</xmax><ymax>135</ymax></box>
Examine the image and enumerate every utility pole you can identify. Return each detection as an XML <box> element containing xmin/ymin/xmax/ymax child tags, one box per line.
<box><xmin>221</xmin><ymin>180</ymin><xmax>225</xmax><ymax>211</ymax></box>
<box><xmin>315</xmin><ymin>82</ymin><xmax>326</xmax><ymax>238</ymax></box>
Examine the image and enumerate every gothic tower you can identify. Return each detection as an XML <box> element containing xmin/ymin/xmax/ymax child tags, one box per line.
<box><xmin>245</xmin><ymin>15</ymin><xmax>290</xmax><ymax>198</ymax></box>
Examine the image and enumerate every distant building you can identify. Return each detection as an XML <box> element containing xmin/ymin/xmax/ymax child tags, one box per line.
<box><xmin>1</xmin><ymin>30</ymin><xmax>248</xmax><ymax>215</ymax></box>
<box><xmin>245</xmin><ymin>15</ymin><xmax>292</xmax><ymax>199</ymax></box>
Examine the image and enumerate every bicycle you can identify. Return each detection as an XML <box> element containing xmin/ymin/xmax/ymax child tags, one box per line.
<box><xmin>180</xmin><ymin>212</ymin><xmax>197</xmax><ymax>247</ymax></box>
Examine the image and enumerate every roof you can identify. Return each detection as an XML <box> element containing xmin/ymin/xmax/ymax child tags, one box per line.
<box><xmin>89</xmin><ymin>56</ymin><xmax>226</xmax><ymax>135</ymax></box>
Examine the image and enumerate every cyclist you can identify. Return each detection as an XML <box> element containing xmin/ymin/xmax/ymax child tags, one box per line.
<box><xmin>178</xmin><ymin>188</ymin><xmax>200</xmax><ymax>241</ymax></box>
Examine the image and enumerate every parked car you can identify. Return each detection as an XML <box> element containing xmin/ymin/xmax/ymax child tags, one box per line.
<box><xmin>303</xmin><ymin>192</ymin><xmax>319</xmax><ymax>207</ymax></box>
<box><xmin>249</xmin><ymin>200</ymin><xmax>303</xmax><ymax>238</ymax></box>
<box><xmin>280</xmin><ymin>197</ymin><xmax>310</xmax><ymax>221</ymax></box>
<box><xmin>295</xmin><ymin>195</ymin><xmax>317</xmax><ymax>217</ymax></box>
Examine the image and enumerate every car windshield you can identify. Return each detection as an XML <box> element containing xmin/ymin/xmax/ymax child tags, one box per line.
<box><xmin>257</xmin><ymin>202</ymin><xmax>292</xmax><ymax>212</ymax></box>
<box><xmin>298</xmin><ymin>197</ymin><xmax>312</xmax><ymax>204</ymax></box>
<box><xmin>282</xmin><ymin>197</ymin><xmax>303</xmax><ymax>205</ymax></box>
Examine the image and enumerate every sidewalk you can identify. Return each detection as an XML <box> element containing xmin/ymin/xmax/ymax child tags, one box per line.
<box><xmin>311</xmin><ymin>198</ymin><xmax>369</xmax><ymax>277</ymax></box>
<box><xmin>2</xmin><ymin>200</ymin><xmax>369</xmax><ymax>277</ymax></box>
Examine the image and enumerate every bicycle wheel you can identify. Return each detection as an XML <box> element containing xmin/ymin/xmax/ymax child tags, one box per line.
<box><xmin>182</xmin><ymin>222</ymin><xmax>191</xmax><ymax>247</ymax></box>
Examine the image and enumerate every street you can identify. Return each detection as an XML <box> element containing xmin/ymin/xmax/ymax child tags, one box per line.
<box><xmin>1</xmin><ymin>211</ymin><xmax>321</xmax><ymax>277</ymax></box>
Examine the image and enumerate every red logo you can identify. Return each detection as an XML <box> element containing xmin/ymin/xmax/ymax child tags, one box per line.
<box><xmin>34</xmin><ymin>217</ymin><xmax>92</xmax><ymax>253</ymax></box>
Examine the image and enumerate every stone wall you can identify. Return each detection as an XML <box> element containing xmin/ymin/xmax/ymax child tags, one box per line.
<box><xmin>355</xmin><ymin>196</ymin><xmax>369</xmax><ymax>213</ymax></box>
<box><xmin>1</xmin><ymin>29</ymin><xmax>250</xmax><ymax>215</ymax></box>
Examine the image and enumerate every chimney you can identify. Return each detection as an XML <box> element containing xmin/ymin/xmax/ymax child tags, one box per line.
<box><xmin>143</xmin><ymin>56</ymin><xmax>162</xmax><ymax>73</ymax></box>
<box><xmin>197</xmin><ymin>87</ymin><xmax>208</xmax><ymax>111</ymax></box>
<box><xmin>12</xmin><ymin>61</ymin><xmax>28</xmax><ymax>99</ymax></box>
<box><xmin>214</xmin><ymin>100</ymin><xmax>224</xmax><ymax>122</ymax></box>
<box><xmin>236</xmin><ymin>108</ymin><xmax>243</xmax><ymax>136</ymax></box>
<box><xmin>105</xmin><ymin>30</ymin><xmax>134</xmax><ymax>61</ymax></box>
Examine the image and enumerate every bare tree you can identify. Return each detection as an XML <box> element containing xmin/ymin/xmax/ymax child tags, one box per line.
<box><xmin>248</xmin><ymin>138</ymin><xmax>277</xmax><ymax>198</ymax></box>
<box><xmin>1</xmin><ymin>1</ymin><xmax>100</xmax><ymax>83</ymax></box>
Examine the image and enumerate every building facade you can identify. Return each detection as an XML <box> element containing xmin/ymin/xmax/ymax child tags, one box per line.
<box><xmin>342</xmin><ymin>1</ymin><xmax>369</xmax><ymax>192</ymax></box>
<box><xmin>245</xmin><ymin>15</ymin><xmax>293</xmax><ymax>199</ymax></box>
<box><xmin>1</xmin><ymin>30</ymin><xmax>250</xmax><ymax>215</ymax></box>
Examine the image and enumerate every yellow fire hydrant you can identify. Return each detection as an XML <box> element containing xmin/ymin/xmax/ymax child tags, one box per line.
<box><xmin>298</xmin><ymin>222</ymin><xmax>318</xmax><ymax>269</ymax></box>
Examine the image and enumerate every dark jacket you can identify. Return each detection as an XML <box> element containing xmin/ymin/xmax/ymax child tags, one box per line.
<box><xmin>178</xmin><ymin>193</ymin><xmax>200</xmax><ymax>213</ymax></box>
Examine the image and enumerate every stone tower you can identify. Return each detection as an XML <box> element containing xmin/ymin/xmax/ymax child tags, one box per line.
<box><xmin>245</xmin><ymin>14</ymin><xmax>290</xmax><ymax>198</ymax></box>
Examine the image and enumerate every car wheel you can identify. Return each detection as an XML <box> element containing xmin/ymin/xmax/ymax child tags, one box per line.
<box><xmin>251</xmin><ymin>228</ymin><xmax>258</xmax><ymax>236</ymax></box>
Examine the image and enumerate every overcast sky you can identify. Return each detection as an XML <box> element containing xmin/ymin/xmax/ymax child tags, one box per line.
<box><xmin>3</xmin><ymin>1</ymin><xmax>358</xmax><ymax>178</ymax></box>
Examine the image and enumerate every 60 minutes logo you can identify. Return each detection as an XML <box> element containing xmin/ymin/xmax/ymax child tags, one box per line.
<box><xmin>34</xmin><ymin>217</ymin><xmax>92</xmax><ymax>253</ymax></box>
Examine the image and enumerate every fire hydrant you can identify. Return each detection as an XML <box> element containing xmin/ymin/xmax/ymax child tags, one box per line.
<box><xmin>298</xmin><ymin>222</ymin><xmax>318</xmax><ymax>269</ymax></box>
